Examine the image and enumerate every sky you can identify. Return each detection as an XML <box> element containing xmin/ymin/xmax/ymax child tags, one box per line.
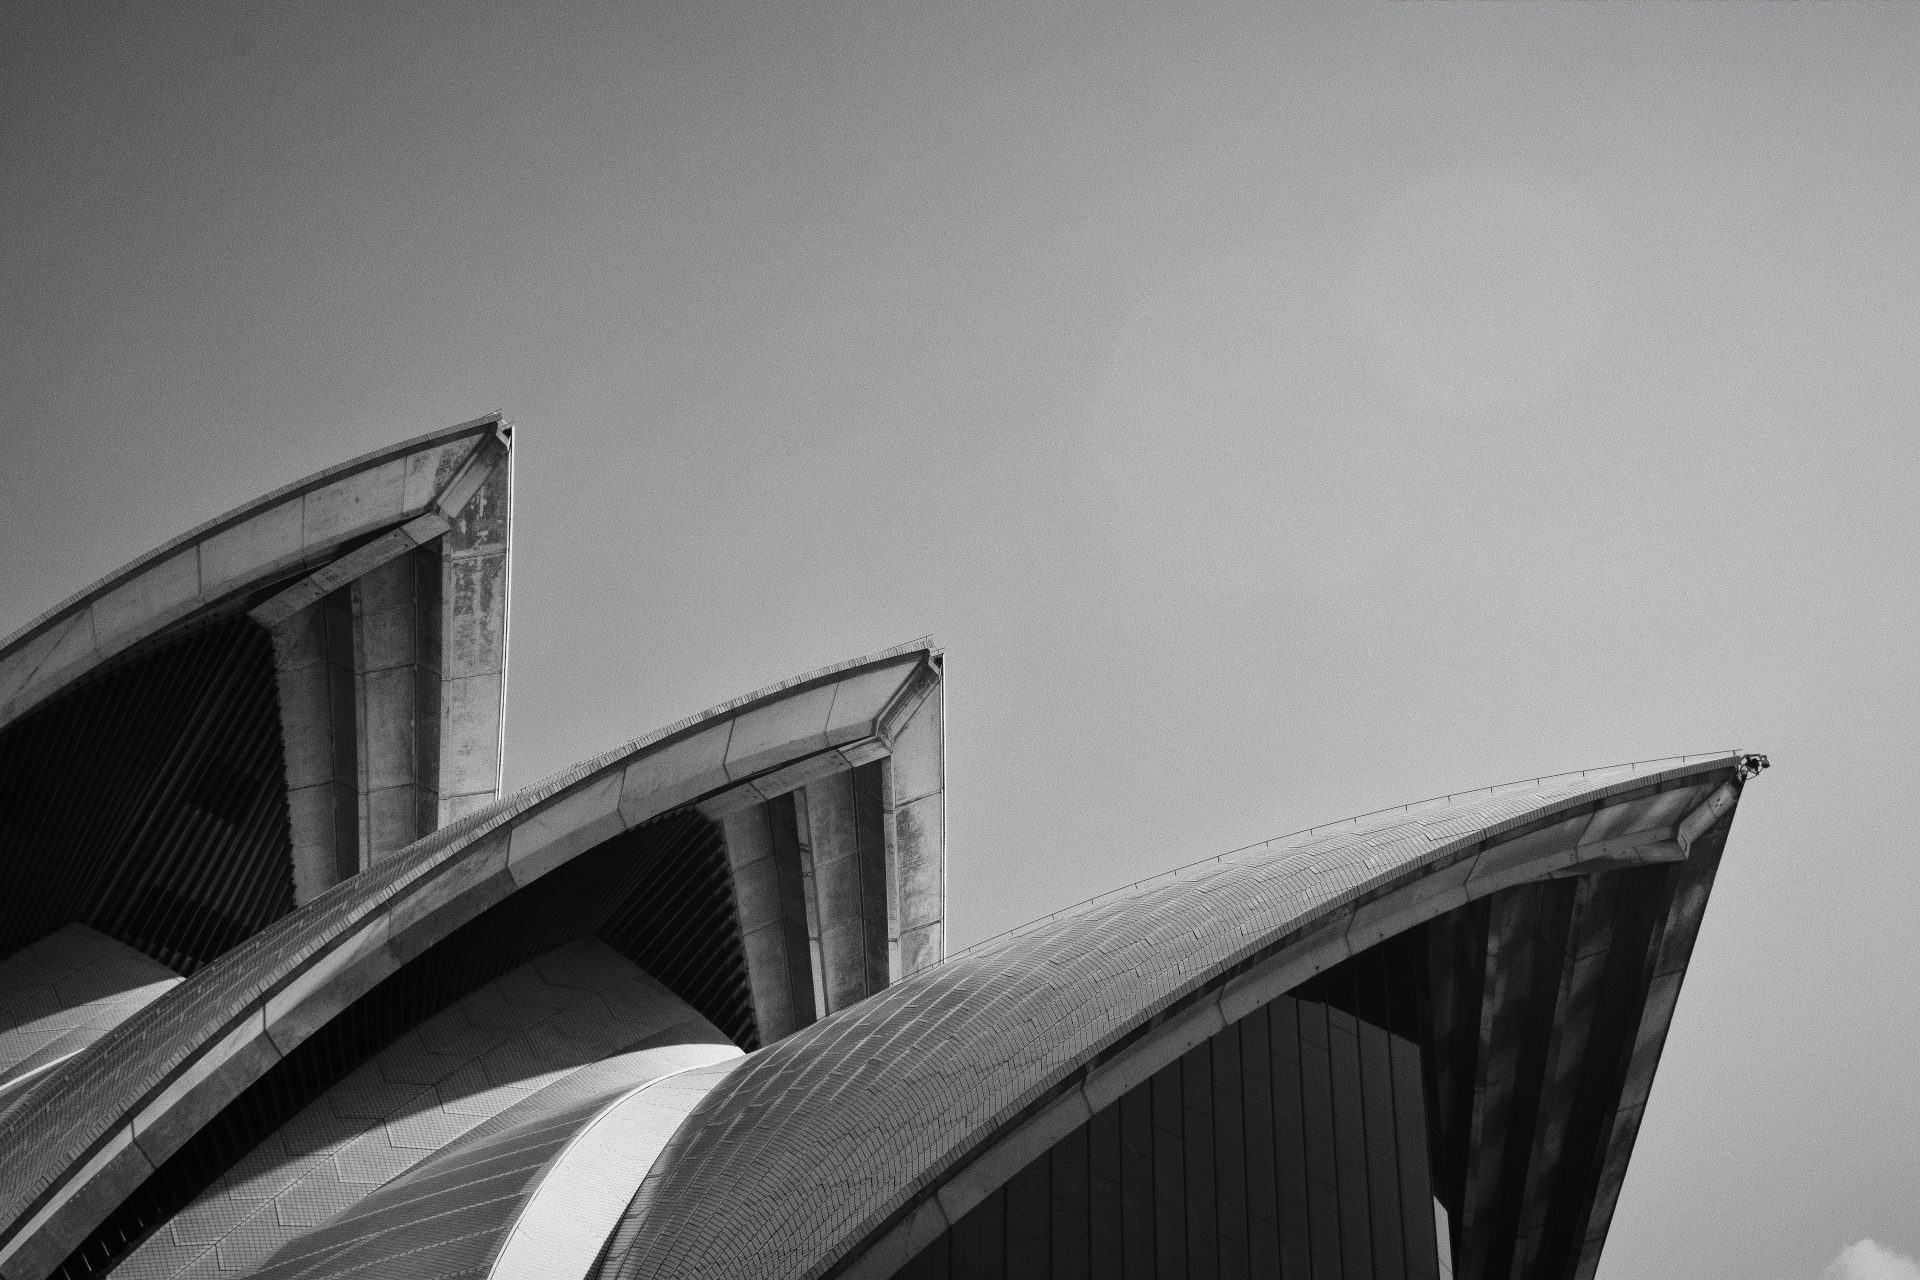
<box><xmin>3</xmin><ymin>4</ymin><xmax>1916</xmax><ymax>1277</ymax></box>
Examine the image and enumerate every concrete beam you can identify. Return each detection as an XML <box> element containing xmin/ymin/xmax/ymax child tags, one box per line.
<box><xmin>246</xmin><ymin>427</ymin><xmax>507</xmax><ymax>631</ymax></box>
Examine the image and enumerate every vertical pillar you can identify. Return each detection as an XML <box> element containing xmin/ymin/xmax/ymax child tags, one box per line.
<box><xmin>884</xmin><ymin>679</ymin><xmax>946</xmax><ymax>979</ymax></box>
<box><xmin>350</xmin><ymin>546</ymin><xmax>443</xmax><ymax>864</ymax></box>
<box><xmin>437</xmin><ymin>442</ymin><xmax>511</xmax><ymax>824</ymax></box>
<box><xmin>723</xmin><ymin>795</ymin><xmax>817</xmax><ymax>1044</ymax></box>
<box><xmin>270</xmin><ymin>588</ymin><xmax>359</xmax><ymax>904</ymax></box>
<box><xmin>802</xmin><ymin>762</ymin><xmax>889</xmax><ymax>1013</ymax></box>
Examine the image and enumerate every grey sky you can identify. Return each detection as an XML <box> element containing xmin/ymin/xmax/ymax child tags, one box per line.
<box><xmin>3</xmin><ymin>4</ymin><xmax>1916</xmax><ymax>1277</ymax></box>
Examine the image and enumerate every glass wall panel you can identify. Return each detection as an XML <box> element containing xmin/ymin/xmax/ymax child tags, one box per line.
<box><xmin>886</xmin><ymin>943</ymin><xmax>1441</xmax><ymax>1279</ymax></box>
<box><xmin>1051</xmin><ymin>1126</ymin><xmax>1092</xmax><ymax>1280</ymax></box>
<box><xmin>1122</xmin><ymin>1085</ymin><xmax>1158</xmax><ymax>1277</ymax></box>
<box><xmin>1090</xmin><ymin>1101</ymin><xmax>1126</xmax><ymax>1277</ymax></box>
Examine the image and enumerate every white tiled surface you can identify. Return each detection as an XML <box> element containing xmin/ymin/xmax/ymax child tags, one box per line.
<box><xmin>116</xmin><ymin>939</ymin><xmax>691</xmax><ymax>1280</ymax></box>
<box><xmin>0</xmin><ymin>924</ymin><xmax>180</xmax><ymax>1102</ymax></box>
<box><xmin>239</xmin><ymin>1028</ymin><xmax>738</xmax><ymax>1280</ymax></box>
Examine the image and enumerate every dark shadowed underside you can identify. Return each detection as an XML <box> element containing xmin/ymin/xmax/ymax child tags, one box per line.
<box><xmin>0</xmin><ymin>618</ymin><xmax>294</xmax><ymax>976</ymax></box>
<box><xmin>881</xmin><ymin>809</ymin><xmax>1728</xmax><ymax>1280</ymax></box>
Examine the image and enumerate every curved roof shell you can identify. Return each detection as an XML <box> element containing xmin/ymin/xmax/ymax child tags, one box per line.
<box><xmin>0</xmin><ymin>416</ymin><xmax>1759</xmax><ymax>1280</ymax></box>
<box><xmin>0</xmin><ymin>641</ymin><xmax>944</xmax><ymax>1280</ymax></box>
<box><xmin>0</xmin><ymin>416</ymin><xmax>505</xmax><ymax>736</ymax></box>
<box><xmin>120</xmin><ymin>936</ymin><xmax>738</xmax><ymax>1280</ymax></box>
<box><xmin>245</xmin><ymin>1023</ymin><xmax>737</xmax><ymax>1280</ymax></box>
<box><xmin>597</xmin><ymin>754</ymin><xmax>1750</xmax><ymax>1280</ymax></box>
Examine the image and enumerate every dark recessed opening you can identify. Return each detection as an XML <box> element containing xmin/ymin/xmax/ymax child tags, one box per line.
<box><xmin>0</xmin><ymin>617</ymin><xmax>294</xmax><ymax>976</ymax></box>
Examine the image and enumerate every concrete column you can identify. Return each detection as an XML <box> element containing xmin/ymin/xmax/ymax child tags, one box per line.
<box><xmin>437</xmin><ymin>451</ymin><xmax>510</xmax><ymax>824</ymax></box>
<box><xmin>350</xmin><ymin>547</ymin><xmax>443</xmax><ymax>865</ymax></box>
<box><xmin>722</xmin><ymin>797</ymin><xmax>817</xmax><ymax>1044</ymax></box>
<box><xmin>884</xmin><ymin>682</ymin><xmax>945</xmax><ymax>979</ymax></box>
<box><xmin>803</xmin><ymin>764</ymin><xmax>889</xmax><ymax>1013</ymax></box>
<box><xmin>270</xmin><ymin>589</ymin><xmax>359</xmax><ymax>904</ymax></box>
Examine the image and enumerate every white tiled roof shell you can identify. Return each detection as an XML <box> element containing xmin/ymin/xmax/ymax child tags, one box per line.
<box><xmin>603</xmin><ymin>755</ymin><xmax>1741</xmax><ymax>1280</ymax></box>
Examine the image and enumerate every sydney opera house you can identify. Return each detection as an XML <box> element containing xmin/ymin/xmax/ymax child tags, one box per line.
<box><xmin>0</xmin><ymin>417</ymin><xmax>1763</xmax><ymax>1280</ymax></box>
